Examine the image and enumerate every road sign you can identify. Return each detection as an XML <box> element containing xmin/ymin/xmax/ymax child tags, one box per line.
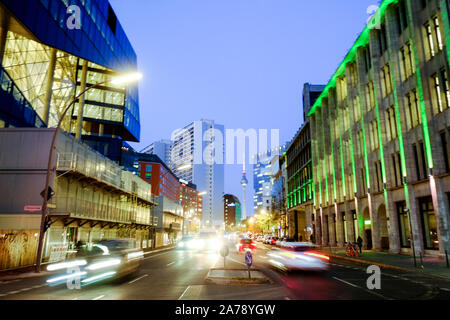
<box><xmin>219</xmin><ymin>245</ymin><xmax>229</xmax><ymax>258</ymax></box>
<box><xmin>245</xmin><ymin>251</ymin><xmax>253</xmax><ymax>268</ymax></box>
<box><xmin>24</xmin><ymin>205</ymin><xmax>42</xmax><ymax>212</ymax></box>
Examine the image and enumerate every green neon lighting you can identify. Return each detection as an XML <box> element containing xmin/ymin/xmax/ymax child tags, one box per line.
<box><xmin>372</xmin><ymin>84</ymin><xmax>387</xmax><ymax>184</ymax></box>
<box><xmin>339</xmin><ymin>137</ymin><xmax>346</xmax><ymax>197</ymax></box>
<box><xmin>308</xmin><ymin>0</ymin><xmax>399</xmax><ymax>117</ymax></box>
<box><xmin>331</xmin><ymin>144</ymin><xmax>337</xmax><ymax>200</ymax></box>
<box><xmin>439</xmin><ymin>0</ymin><xmax>450</xmax><ymax>74</ymax></box>
<box><xmin>349</xmin><ymin>133</ymin><xmax>357</xmax><ymax>193</ymax></box>
<box><xmin>357</xmin><ymin>83</ymin><xmax>371</xmax><ymax>189</ymax></box>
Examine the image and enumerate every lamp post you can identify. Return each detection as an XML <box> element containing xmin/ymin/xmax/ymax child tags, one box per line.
<box><xmin>34</xmin><ymin>72</ymin><xmax>142</xmax><ymax>273</ymax></box>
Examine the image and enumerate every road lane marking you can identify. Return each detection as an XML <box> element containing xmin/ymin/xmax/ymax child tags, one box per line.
<box><xmin>228</xmin><ymin>257</ymin><xmax>248</xmax><ymax>267</ymax></box>
<box><xmin>92</xmin><ymin>295</ymin><xmax>105</xmax><ymax>300</ymax></box>
<box><xmin>128</xmin><ymin>274</ymin><xmax>149</xmax><ymax>284</ymax></box>
<box><xmin>440</xmin><ymin>288</ymin><xmax>450</xmax><ymax>292</ymax></box>
<box><xmin>144</xmin><ymin>251</ymin><xmax>171</xmax><ymax>260</ymax></box>
<box><xmin>167</xmin><ymin>262</ymin><xmax>175</xmax><ymax>267</ymax></box>
<box><xmin>178</xmin><ymin>286</ymin><xmax>191</xmax><ymax>300</ymax></box>
<box><xmin>332</xmin><ymin>276</ymin><xmax>390</xmax><ymax>300</ymax></box>
<box><xmin>332</xmin><ymin>277</ymin><xmax>358</xmax><ymax>288</ymax></box>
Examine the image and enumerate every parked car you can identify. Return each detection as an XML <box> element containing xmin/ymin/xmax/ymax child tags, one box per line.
<box><xmin>236</xmin><ymin>238</ymin><xmax>257</xmax><ymax>253</ymax></box>
<box><xmin>263</xmin><ymin>235</ymin><xmax>272</xmax><ymax>244</ymax></box>
<box><xmin>267</xmin><ymin>243</ymin><xmax>329</xmax><ymax>272</ymax></box>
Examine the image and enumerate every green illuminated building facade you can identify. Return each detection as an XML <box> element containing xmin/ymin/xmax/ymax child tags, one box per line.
<box><xmin>309</xmin><ymin>0</ymin><xmax>450</xmax><ymax>256</ymax></box>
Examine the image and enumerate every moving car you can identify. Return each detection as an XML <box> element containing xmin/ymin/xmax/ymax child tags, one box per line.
<box><xmin>276</xmin><ymin>237</ymin><xmax>296</xmax><ymax>247</ymax></box>
<box><xmin>46</xmin><ymin>239</ymin><xmax>143</xmax><ymax>287</ymax></box>
<box><xmin>176</xmin><ymin>235</ymin><xmax>196</xmax><ymax>250</ymax></box>
<box><xmin>269</xmin><ymin>237</ymin><xmax>279</xmax><ymax>245</ymax></box>
<box><xmin>267</xmin><ymin>243</ymin><xmax>329</xmax><ymax>272</ymax></box>
<box><xmin>236</xmin><ymin>238</ymin><xmax>257</xmax><ymax>253</ymax></box>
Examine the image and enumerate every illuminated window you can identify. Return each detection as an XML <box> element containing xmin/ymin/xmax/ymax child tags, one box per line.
<box><xmin>406</xmin><ymin>89</ymin><xmax>421</xmax><ymax>129</ymax></box>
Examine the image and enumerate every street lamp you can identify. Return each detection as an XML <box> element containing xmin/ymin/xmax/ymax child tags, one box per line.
<box><xmin>35</xmin><ymin>71</ymin><xmax>143</xmax><ymax>273</ymax></box>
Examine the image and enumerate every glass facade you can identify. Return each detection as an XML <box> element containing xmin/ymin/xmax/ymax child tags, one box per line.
<box><xmin>0</xmin><ymin>0</ymin><xmax>140</xmax><ymax>162</ymax></box>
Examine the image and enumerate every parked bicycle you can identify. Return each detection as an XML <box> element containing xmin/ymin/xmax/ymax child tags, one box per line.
<box><xmin>345</xmin><ymin>242</ymin><xmax>360</xmax><ymax>257</ymax></box>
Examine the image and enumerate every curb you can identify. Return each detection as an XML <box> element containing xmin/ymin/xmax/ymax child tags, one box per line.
<box><xmin>143</xmin><ymin>246</ymin><xmax>175</xmax><ymax>256</ymax></box>
<box><xmin>205</xmin><ymin>268</ymin><xmax>271</xmax><ymax>285</ymax></box>
<box><xmin>328</xmin><ymin>253</ymin><xmax>450</xmax><ymax>282</ymax></box>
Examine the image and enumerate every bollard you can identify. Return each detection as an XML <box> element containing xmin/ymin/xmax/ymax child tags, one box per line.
<box><xmin>419</xmin><ymin>253</ymin><xmax>424</xmax><ymax>269</ymax></box>
<box><xmin>446</xmin><ymin>250</ymin><xmax>449</xmax><ymax>268</ymax></box>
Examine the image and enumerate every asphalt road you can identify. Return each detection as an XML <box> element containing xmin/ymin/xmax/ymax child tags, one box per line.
<box><xmin>1</xmin><ymin>241</ymin><xmax>450</xmax><ymax>300</ymax></box>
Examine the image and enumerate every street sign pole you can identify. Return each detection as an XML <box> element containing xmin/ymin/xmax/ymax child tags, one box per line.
<box><xmin>245</xmin><ymin>251</ymin><xmax>253</xmax><ymax>279</ymax></box>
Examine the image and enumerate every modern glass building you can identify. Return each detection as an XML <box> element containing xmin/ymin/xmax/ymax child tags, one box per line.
<box><xmin>0</xmin><ymin>0</ymin><xmax>140</xmax><ymax>162</ymax></box>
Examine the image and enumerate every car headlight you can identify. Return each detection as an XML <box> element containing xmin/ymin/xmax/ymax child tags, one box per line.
<box><xmin>85</xmin><ymin>258</ymin><xmax>121</xmax><ymax>271</ymax></box>
<box><xmin>47</xmin><ymin>259</ymin><xmax>87</xmax><ymax>271</ymax></box>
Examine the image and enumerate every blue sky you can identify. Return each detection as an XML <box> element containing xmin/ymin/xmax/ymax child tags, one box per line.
<box><xmin>110</xmin><ymin>0</ymin><xmax>379</xmax><ymax>217</ymax></box>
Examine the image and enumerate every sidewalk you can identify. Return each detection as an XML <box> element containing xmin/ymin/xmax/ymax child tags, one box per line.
<box><xmin>320</xmin><ymin>247</ymin><xmax>450</xmax><ymax>281</ymax></box>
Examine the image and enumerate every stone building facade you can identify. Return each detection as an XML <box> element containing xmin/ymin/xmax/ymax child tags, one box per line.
<box><xmin>308</xmin><ymin>0</ymin><xmax>450</xmax><ymax>257</ymax></box>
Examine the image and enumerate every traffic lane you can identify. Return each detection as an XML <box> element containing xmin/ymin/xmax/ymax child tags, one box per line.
<box><xmin>0</xmin><ymin>248</ymin><xmax>220</xmax><ymax>300</ymax></box>
<box><xmin>226</xmin><ymin>249</ymin><xmax>378</xmax><ymax>300</ymax></box>
<box><xmin>250</xmin><ymin>243</ymin><xmax>441</xmax><ymax>300</ymax></box>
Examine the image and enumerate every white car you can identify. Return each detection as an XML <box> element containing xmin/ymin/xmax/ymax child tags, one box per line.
<box><xmin>267</xmin><ymin>243</ymin><xmax>329</xmax><ymax>272</ymax></box>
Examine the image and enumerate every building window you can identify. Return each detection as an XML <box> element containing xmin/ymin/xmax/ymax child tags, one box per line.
<box><xmin>366</xmin><ymin>82</ymin><xmax>375</xmax><ymax>110</ymax></box>
<box><xmin>386</xmin><ymin>106</ymin><xmax>398</xmax><ymax>141</ymax></box>
<box><xmin>396</xmin><ymin>201</ymin><xmax>411</xmax><ymax>248</ymax></box>
<box><xmin>370</xmin><ymin>120</ymin><xmax>379</xmax><ymax>151</ymax></box>
<box><xmin>406</xmin><ymin>89</ymin><xmax>421</xmax><ymax>129</ymax></box>
<box><xmin>381</xmin><ymin>64</ymin><xmax>393</xmax><ymax>97</ymax></box>
<box><xmin>424</xmin><ymin>17</ymin><xmax>443</xmax><ymax>60</ymax></box>
<box><xmin>146</xmin><ymin>164</ymin><xmax>152</xmax><ymax>171</ymax></box>
<box><xmin>400</xmin><ymin>42</ymin><xmax>414</xmax><ymax>81</ymax></box>
<box><xmin>419</xmin><ymin>197</ymin><xmax>438</xmax><ymax>250</ymax></box>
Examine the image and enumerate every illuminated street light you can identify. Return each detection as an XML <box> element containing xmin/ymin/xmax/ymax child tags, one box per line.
<box><xmin>110</xmin><ymin>72</ymin><xmax>143</xmax><ymax>85</ymax></box>
<box><xmin>35</xmin><ymin>70</ymin><xmax>143</xmax><ymax>273</ymax></box>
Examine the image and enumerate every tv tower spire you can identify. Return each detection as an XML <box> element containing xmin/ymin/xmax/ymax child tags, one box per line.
<box><xmin>240</xmin><ymin>152</ymin><xmax>248</xmax><ymax>221</ymax></box>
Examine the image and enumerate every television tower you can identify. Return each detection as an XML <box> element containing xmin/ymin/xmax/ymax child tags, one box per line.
<box><xmin>240</xmin><ymin>153</ymin><xmax>248</xmax><ymax>221</ymax></box>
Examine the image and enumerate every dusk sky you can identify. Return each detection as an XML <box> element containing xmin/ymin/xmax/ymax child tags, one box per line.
<box><xmin>110</xmin><ymin>0</ymin><xmax>379</xmax><ymax>217</ymax></box>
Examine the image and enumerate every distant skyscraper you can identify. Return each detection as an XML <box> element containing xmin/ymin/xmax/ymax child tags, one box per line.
<box><xmin>141</xmin><ymin>139</ymin><xmax>173</xmax><ymax>167</ymax></box>
<box><xmin>171</xmin><ymin>120</ymin><xmax>225</xmax><ymax>227</ymax></box>
<box><xmin>253</xmin><ymin>146</ymin><xmax>286</xmax><ymax>214</ymax></box>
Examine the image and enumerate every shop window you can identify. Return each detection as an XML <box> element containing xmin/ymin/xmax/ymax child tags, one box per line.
<box><xmin>396</xmin><ymin>201</ymin><xmax>411</xmax><ymax>248</ymax></box>
<box><xmin>419</xmin><ymin>197</ymin><xmax>438</xmax><ymax>250</ymax></box>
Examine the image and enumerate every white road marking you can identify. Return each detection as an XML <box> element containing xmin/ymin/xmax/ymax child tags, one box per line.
<box><xmin>440</xmin><ymin>287</ymin><xmax>450</xmax><ymax>292</ymax></box>
<box><xmin>144</xmin><ymin>251</ymin><xmax>171</xmax><ymax>260</ymax></box>
<box><xmin>178</xmin><ymin>286</ymin><xmax>191</xmax><ymax>300</ymax></box>
<box><xmin>332</xmin><ymin>276</ymin><xmax>390</xmax><ymax>300</ymax></box>
<box><xmin>92</xmin><ymin>295</ymin><xmax>105</xmax><ymax>300</ymax></box>
<box><xmin>166</xmin><ymin>262</ymin><xmax>175</xmax><ymax>267</ymax></box>
<box><xmin>332</xmin><ymin>276</ymin><xmax>358</xmax><ymax>288</ymax></box>
<box><xmin>228</xmin><ymin>257</ymin><xmax>248</xmax><ymax>267</ymax></box>
<box><xmin>128</xmin><ymin>274</ymin><xmax>149</xmax><ymax>284</ymax></box>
